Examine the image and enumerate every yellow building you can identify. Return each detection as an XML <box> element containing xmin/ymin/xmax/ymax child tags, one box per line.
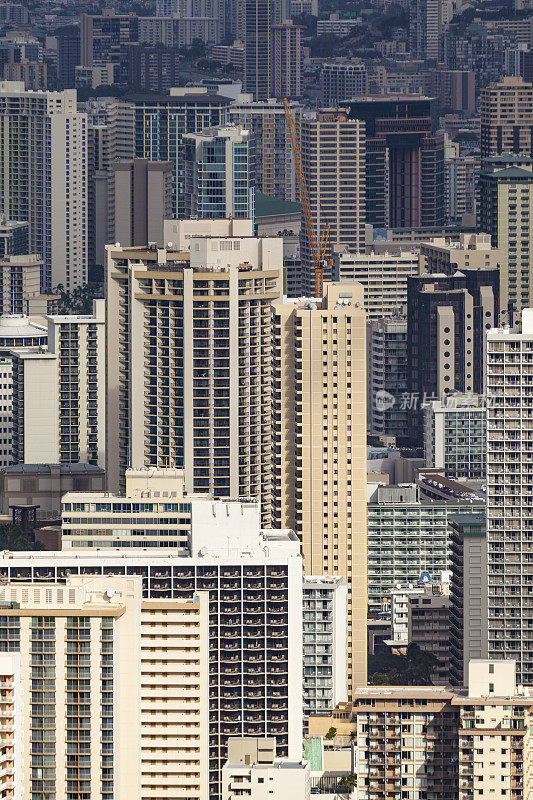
<box><xmin>272</xmin><ymin>282</ymin><xmax>367</xmax><ymax>692</ymax></box>
<box><xmin>0</xmin><ymin>576</ymin><xmax>209</xmax><ymax>800</ymax></box>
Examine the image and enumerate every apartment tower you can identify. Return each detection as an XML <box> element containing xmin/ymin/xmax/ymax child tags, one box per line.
<box><xmin>480</xmin><ymin>76</ymin><xmax>533</xmax><ymax>158</ymax></box>
<box><xmin>105</xmin><ymin>238</ymin><xmax>282</xmax><ymax>523</ymax></box>
<box><xmin>270</xmin><ymin>21</ymin><xmax>304</xmax><ymax>99</ymax></box>
<box><xmin>344</xmin><ymin>95</ymin><xmax>445</xmax><ymax>229</ymax></box>
<box><xmin>0</xmin><ymin>82</ymin><xmax>87</xmax><ymax>291</ymax></box>
<box><xmin>479</xmin><ymin>154</ymin><xmax>533</xmax><ymax>313</ymax></box>
<box><xmin>300</xmin><ymin>111</ymin><xmax>366</xmax><ymax>295</ymax></box>
<box><xmin>183</xmin><ymin>126</ymin><xmax>254</xmax><ymax>220</ymax></box>
<box><xmin>0</xmin><ymin>575</ymin><xmax>210</xmax><ymax>800</ymax></box>
<box><xmin>243</xmin><ymin>0</ymin><xmax>274</xmax><ymax>100</ymax></box>
<box><xmin>228</xmin><ymin>98</ymin><xmax>301</xmax><ymax>202</ymax></box>
<box><xmin>486</xmin><ymin>310</ymin><xmax>533</xmax><ymax>684</ymax></box>
<box><xmin>272</xmin><ymin>282</ymin><xmax>367</xmax><ymax>692</ymax></box>
<box><xmin>0</xmin><ymin>514</ymin><xmax>303</xmax><ymax>799</ymax></box>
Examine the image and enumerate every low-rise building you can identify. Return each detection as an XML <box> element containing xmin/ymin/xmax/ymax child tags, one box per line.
<box><xmin>0</xmin><ymin>462</ymin><xmax>105</xmax><ymax>520</ymax></box>
<box><xmin>308</xmin><ymin>659</ymin><xmax>533</xmax><ymax>800</ymax></box>
<box><xmin>222</xmin><ymin>738</ymin><xmax>310</xmax><ymax>800</ymax></box>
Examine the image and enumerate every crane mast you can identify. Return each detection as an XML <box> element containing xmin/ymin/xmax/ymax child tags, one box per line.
<box><xmin>283</xmin><ymin>98</ymin><xmax>328</xmax><ymax>299</ymax></box>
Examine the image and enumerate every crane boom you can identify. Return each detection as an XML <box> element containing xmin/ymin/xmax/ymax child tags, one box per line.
<box><xmin>283</xmin><ymin>98</ymin><xmax>324</xmax><ymax>299</ymax></box>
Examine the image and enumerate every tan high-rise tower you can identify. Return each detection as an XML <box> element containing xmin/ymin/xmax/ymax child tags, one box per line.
<box><xmin>272</xmin><ymin>282</ymin><xmax>367</xmax><ymax>691</ymax></box>
<box><xmin>105</xmin><ymin>231</ymin><xmax>282</xmax><ymax>524</ymax></box>
<box><xmin>300</xmin><ymin>111</ymin><xmax>366</xmax><ymax>296</ymax></box>
<box><xmin>480</xmin><ymin>76</ymin><xmax>533</xmax><ymax>158</ymax></box>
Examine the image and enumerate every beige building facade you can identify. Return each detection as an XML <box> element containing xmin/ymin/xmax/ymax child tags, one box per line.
<box><xmin>309</xmin><ymin>659</ymin><xmax>533</xmax><ymax>800</ymax></box>
<box><xmin>0</xmin><ymin>654</ymin><xmax>21</xmax><ymax>800</ymax></box>
<box><xmin>0</xmin><ymin>576</ymin><xmax>209</xmax><ymax>800</ymax></box>
<box><xmin>333</xmin><ymin>249</ymin><xmax>419</xmax><ymax>319</ymax></box>
<box><xmin>105</xmin><ymin>239</ymin><xmax>282</xmax><ymax>525</ymax></box>
<box><xmin>272</xmin><ymin>282</ymin><xmax>367</xmax><ymax>692</ymax></box>
<box><xmin>300</xmin><ymin>111</ymin><xmax>366</xmax><ymax>295</ymax></box>
<box><xmin>480</xmin><ymin>76</ymin><xmax>533</xmax><ymax>158</ymax></box>
<box><xmin>0</xmin><ymin>82</ymin><xmax>87</xmax><ymax>291</ymax></box>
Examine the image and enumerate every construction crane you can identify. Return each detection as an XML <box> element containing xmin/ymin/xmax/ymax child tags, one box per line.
<box><xmin>283</xmin><ymin>98</ymin><xmax>329</xmax><ymax>299</ymax></box>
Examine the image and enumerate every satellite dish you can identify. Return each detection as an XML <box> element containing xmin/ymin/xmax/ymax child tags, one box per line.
<box><xmin>104</xmin><ymin>589</ymin><xmax>115</xmax><ymax>599</ymax></box>
<box><xmin>115</xmin><ymin>242</ymin><xmax>120</xmax><ymax>247</ymax></box>
<box><xmin>167</xmin><ymin>241</ymin><xmax>173</xmax><ymax>248</ymax></box>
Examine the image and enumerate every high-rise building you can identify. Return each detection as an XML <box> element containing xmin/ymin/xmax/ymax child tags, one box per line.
<box><xmin>272</xmin><ymin>283</ymin><xmax>367</xmax><ymax>692</ymax></box>
<box><xmin>479</xmin><ymin>154</ymin><xmax>533</xmax><ymax>313</ymax></box>
<box><xmin>367</xmin><ymin>482</ymin><xmax>483</xmax><ymax>613</ymax></box>
<box><xmin>424</xmin><ymin>395</ymin><xmax>487</xmax><ymax>480</ymax></box>
<box><xmin>480</xmin><ymin>76</ymin><xmax>533</xmax><ymax>158</ymax></box>
<box><xmin>0</xmin><ymin>83</ymin><xmax>87</xmax><ymax>291</ymax></box>
<box><xmin>333</xmin><ymin>250</ymin><xmax>419</xmax><ymax>320</ymax></box>
<box><xmin>243</xmin><ymin>0</ymin><xmax>274</xmax><ymax>100</ymax></box>
<box><xmin>0</xmin><ymin>218</ymin><xmax>28</xmax><ymax>258</ymax></box>
<box><xmin>486</xmin><ymin>310</ymin><xmax>533</xmax><ymax>684</ymax></box>
<box><xmin>300</xmin><ymin>111</ymin><xmax>366</xmax><ymax>295</ymax></box>
<box><xmin>0</xmin><ymin>4</ymin><xmax>29</xmax><ymax>25</ymax></box>
<box><xmin>81</xmin><ymin>10</ymin><xmax>139</xmax><ymax>77</ymax></box>
<box><xmin>56</xmin><ymin>28</ymin><xmax>81</xmax><ymax>89</ymax></box>
<box><xmin>0</xmin><ymin>254</ymin><xmax>43</xmax><ymax>315</ymax></box>
<box><xmin>183</xmin><ymin>126</ymin><xmax>254</xmax><ymax>219</ymax></box>
<box><xmin>344</xmin><ymin>95</ymin><xmax>445</xmax><ymax>229</ymax></box>
<box><xmin>270</xmin><ymin>21</ymin><xmax>303</xmax><ymax>99</ymax></box>
<box><xmin>0</xmin><ymin>653</ymin><xmax>21</xmax><ymax>799</ymax></box>
<box><xmin>407</xmin><ymin>269</ymin><xmax>500</xmax><ymax>430</ymax></box>
<box><xmin>321</xmin><ymin>61</ymin><xmax>367</xmax><ymax>104</ymax></box>
<box><xmin>126</xmin><ymin>43</ymin><xmax>182</xmax><ymax>92</ymax></box>
<box><xmin>85</xmin><ymin>98</ymin><xmax>135</xmax><ymax>267</ymax></box>
<box><xmin>449</xmin><ymin>513</ymin><xmax>488</xmax><ymax>686</ymax></box>
<box><xmin>129</xmin><ymin>89</ymin><xmax>229</xmax><ymax>218</ymax></box>
<box><xmin>228</xmin><ymin>98</ymin><xmax>300</xmax><ymax>202</ymax></box>
<box><xmin>0</xmin><ymin>514</ymin><xmax>303</xmax><ymax>800</ymax></box>
<box><xmin>10</xmin><ymin>300</ymin><xmax>106</xmax><ymax>467</ymax></box>
<box><xmin>105</xmin><ymin>238</ymin><xmax>282</xmax><ymax>523</ymax></box>
<box><xmin>410</xmin><ymin>0</ymin><xmax>449</xmax><ymax>60</ymax></box>
<box><xmin>302</xmin><ymin>576</ymin><xmax>347</xmax><ymax>718</ymax></box>
<box><xmin>0</xmin><ymin>315</ymin><xmax>47</xmax><ymax>467</ymax></box>
<box><xmin>367</xmin><ymin>317</ymin><xmax>409</xmax><ymax>440</ymax></box>
<box><xmin>138</xmin><ymin>13</ymin><xmax>224</xmax><ymax>48</ymax></box>
<box><xmin>445</xmin><ymin>150</ymin><xmax>479</xmax><ymax>224</ymax></box>
<box><xmin>109</xmin><ymin>159</ymin><xmax>172</xmax><ymax>250</ymax></box>
<box><xmin>0</xmin><ymin>574</ymin><xmax>210</xmax><ymax>800</ymax></box>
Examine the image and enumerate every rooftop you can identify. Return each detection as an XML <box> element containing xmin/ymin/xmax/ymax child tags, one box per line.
<box><xmin>1</xmin><ymin>463</ymin><xmax>104</xmax><ymax>475</ymax></box>
<box><xmin>254</xmin><ymin>191</ymin><xmax>301</xmax><ymax>218</ymax></box>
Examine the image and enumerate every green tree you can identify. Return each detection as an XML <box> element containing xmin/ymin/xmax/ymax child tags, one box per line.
<box><xmin>325</xmin><ymin>726</ymin><xmax>337</xmax><ymax>740</ymax></box>
<box><xmin>0</xmin><ymin>524</ymin><xmax>44</xmax><ymax>552</ymax></box>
